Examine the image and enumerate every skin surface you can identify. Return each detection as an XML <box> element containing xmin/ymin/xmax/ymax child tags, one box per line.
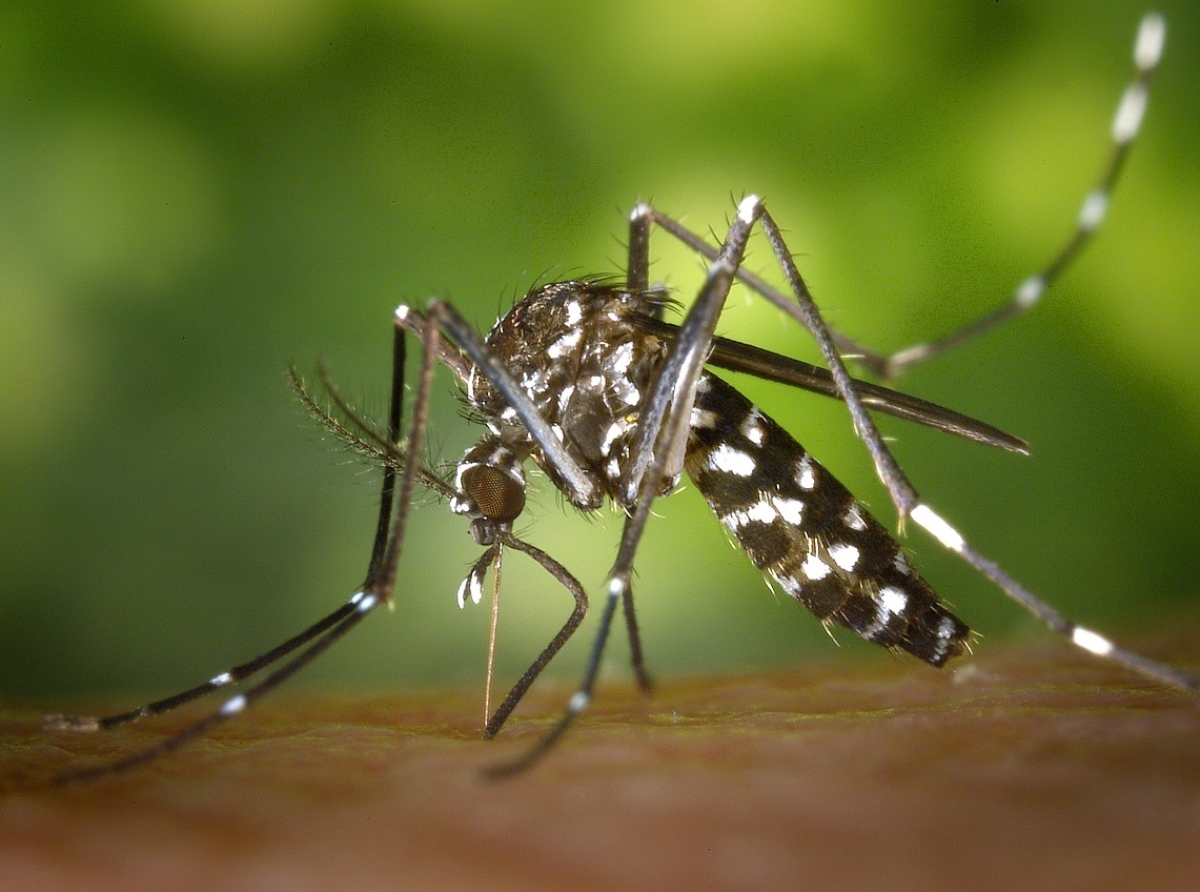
<box><xmin>3</xmin><ymin>643</ymin><xmax>1199</xmax><ymax>892</ymax></box>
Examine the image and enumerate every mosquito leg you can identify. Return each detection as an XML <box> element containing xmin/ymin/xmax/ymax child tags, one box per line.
<box><xmin>620</xmin><ymin>196</ymin><xmax>763</xmax><ymax>505</ymax></box>
<box><xmin>756</xmin><ymin>207</ymin><xmax>919</xmax><ymax>518</ymax></box>
<box><xmin>841</xmin><ymin>13</ymin><xmax>1167</xmax><ymax>380</ymax></box>
<box><xmin>391</xmin><ymin>302</ymin><xmax>471</xmax><ymax>387</ymax></box>
<box><xmin>48</xmin><ymin>300</ymin><xmax>436</xmax><ymax>781</ymax></box>
<box><xmin>482</xmin><ymin>536</ymin><xmax>589</xmax><ymax>738</ymax></box>
<box><xmin>627</xmin><ymin>201</ymin><xmax>653</xmax><ymax>294</ymax></box>
<box><xmin>46</xmin><ymin>326</ymin><xmax>413</xmax><ymax>737</ymax></box>
<box><xmin>910</xmin><ymin>503</ymin><xmax>1200</xmax><ymax>691</ymax></box>
<box><xmin>641</xmin><ymin>16</ymin><xmax>1165</xmax><ymax>386</ymax></box>
<box><xmin>482</xmin><ymin>565</ymin><xmax>622</xmax><ymax>779</ymax></box>
<box><xmin>595</xmin><ymin>201</ymin><xmax>660</xmax><ymax>692</ymax></box>
<box><xmin>44</xmin><ymin>599</ymin><xmax>362</xmax><ymax>732</ymax></box>
<box><xmin>369</xmin><ymin>304</ymin><xmax>441</xmax><ymax>606</ymax></box>
<box><xmin>621</xmin><ymin>579</ymin><xmax>653</xmax><ymax>694</ymax></box>
<box><xmin>363</xmin><ymin>314</ymin><xmax>406</xmax><ymax>591</ymax></box>
<box><xmin>54</xmin><ymin>593</ymin><xmax>380</xmax><ymax>785</ymax></box>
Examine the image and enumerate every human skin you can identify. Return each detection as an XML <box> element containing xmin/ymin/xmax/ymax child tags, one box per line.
<box><xmin>3</xmin><ymin>642</ymin><xmax>1199</xmax><ymax>892</ymax></box>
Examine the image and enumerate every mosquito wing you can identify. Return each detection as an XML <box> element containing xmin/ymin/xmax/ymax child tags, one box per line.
<box><xmin>633</xmin><ymin>314</ymin><xmax>1028</xmax><ymax>454</ymax></box>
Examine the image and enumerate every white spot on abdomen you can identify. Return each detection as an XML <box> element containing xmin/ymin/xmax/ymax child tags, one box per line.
<box><xmin>828</xmin><ymin>543</ymin><xmax>860</xmax><ymax>572</ymax></box>
<box><xmin>795</xmin><ymin>456</ymin><xmax>816</xmax><ymax>490</ymax></box>
<box><xmin>707</xmin><ymin>443</ymin><xmax>757</xmax><ymax>477</ymax></box>
<box><xmin>800</xmin><ymin>553</ymin><xmax>831</xmax><ymax>581</ymax></box>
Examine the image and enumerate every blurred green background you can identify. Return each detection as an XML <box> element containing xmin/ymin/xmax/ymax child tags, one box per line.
<box><xmin>2</xmin><ymin>0</ymin><xmax>1199</xmax><ymax>707</ymax></box>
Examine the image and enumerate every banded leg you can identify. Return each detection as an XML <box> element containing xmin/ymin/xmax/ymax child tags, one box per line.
<box><xmin>636</xmin><ymin>15</ymin><xmax>1166</xmax><ymax>385</ymax></box>
<box><xmin>480</xmin><ymin>535</ymin><xmax>589</xmax><ymax>738</ymax></box>
<box><xmin>845</xmin><ymin>12</ymin><xmax>1167</xmax><ymax>380</ymax></box>
<box><xmin>49</xmin><ymin>294</ymin><xmax>438</xmax><ymax>783</ymax></box>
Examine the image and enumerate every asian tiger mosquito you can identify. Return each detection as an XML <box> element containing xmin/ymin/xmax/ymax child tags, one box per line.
<box><xmin>48</xmin><ymin>12</ymin><xmax>1197</xmax><ymax>782</ymax></box>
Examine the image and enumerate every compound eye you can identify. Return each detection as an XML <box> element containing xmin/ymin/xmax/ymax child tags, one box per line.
<box><xmin>460</xmin><ymin>464</ymin><xmax>526</xmax><ymax>523</ymax></box>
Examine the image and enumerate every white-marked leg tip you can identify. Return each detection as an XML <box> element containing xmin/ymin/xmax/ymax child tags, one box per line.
<box><xmin>1135</xmin><ymin>13</ymin><xmax>1166</xmax><ymax>70</ymax></box>
<box><xmin>220</xmin><ymin>694</ymin><xmax>248</xmax><ymax>716</ymax></box>
<box><xmin>1112</xmin><ymin>83</ymin><xmax>1149</xmax><ymax>145</ymax></box>
<box><xmin>1015</xmin><ymin>275</ymin><xmax>1046</xmax><ymax>309</ymax></box>
<box><xmin>1077</xmin><ymin>189</ymin><xmax>1109</xmax><ymax>232</ymax></box>
<box><xmin>1072</xmin><ymin>626</ymin><xmax>1115</xmax><ymax>657</ymax></box>
<box><xmin>737</xmin><ymin>195</ymin><xmax>761</xmax><ymax>223</ymax></box>
<box><xmin>911</xmin><ymin>504</ymin><xmax>966</xmax><ymax>552</ymax></box>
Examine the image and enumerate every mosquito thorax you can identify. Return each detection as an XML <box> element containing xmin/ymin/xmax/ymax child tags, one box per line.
<box><xmin>466</xmin><ymin>280</ymin><xmax>673</xmax><ymax>513</ymax></box>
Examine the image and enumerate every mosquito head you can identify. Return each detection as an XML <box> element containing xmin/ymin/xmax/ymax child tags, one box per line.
<box><xmin>451</xmin><ymin>437</ymin><xmax>528</xmax><ymax>537</ymax></box>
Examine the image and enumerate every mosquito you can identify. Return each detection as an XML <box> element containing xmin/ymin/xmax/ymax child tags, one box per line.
<box><xmin>48</xmin><ymin>12</ymin><xmax>1195</xmax><ymax>782</ymax></box>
